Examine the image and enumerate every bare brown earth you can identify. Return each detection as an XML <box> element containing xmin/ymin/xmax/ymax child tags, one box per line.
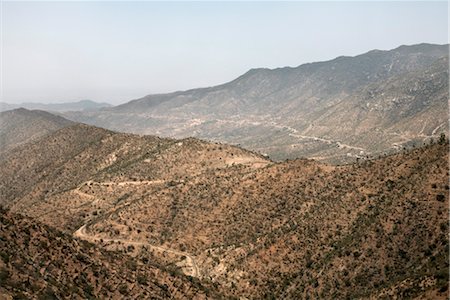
<box><xmin>0</xmin><ymin>123</ymin><xmax>448</xmax><ymax>299</ymax></box>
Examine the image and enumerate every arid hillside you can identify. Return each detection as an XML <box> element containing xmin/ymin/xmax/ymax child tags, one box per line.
<box><xmin>85</xmin><ymin>141</ymin><xmax>449</xmax><ymax>299</ymax></box>
<box><xmin>0</xmin><ymin>121</ymin><xmax>447</xmax><ymax>299</ymax></box>
<box><xmin>0</xmin><ymin>108</ymin><xmax>74</xmax><ymax>156</ymax></box>
<box><xmin>0</xmin><ymin>123</ymin><xmax>269</xmax><ymax>231</ymax></box>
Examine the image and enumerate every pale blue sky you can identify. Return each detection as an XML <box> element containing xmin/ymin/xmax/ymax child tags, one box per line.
<box><xmin>2</xmin><ymin>1</ymin><xmax>448</xmax><ymax>104</ymax></box>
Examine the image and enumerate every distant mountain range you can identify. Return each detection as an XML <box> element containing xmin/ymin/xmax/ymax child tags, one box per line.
<box><xmin>64</xmin><ymin>43</ymin><xmax>449</xmax><ymax>163</ymax></box>
<box><xmin>0</xmin><ymin>99</ymin><xmax>112</xmax><ymax>113</ymax></box>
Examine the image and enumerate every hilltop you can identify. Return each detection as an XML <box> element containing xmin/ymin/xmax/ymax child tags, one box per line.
<box><xmin>0</xmin><ymin>123</ymin><xmax>269</xmax><ymax>231</ymax></box>
<box><xmin>0</xmin><ymin>121</ymin><xmax>447</xmax><ymax>298</ymax></box>
<box><xmin>65</xmin><ymin>43</ymin><xmax>449</xmax><ymax>163</ymax></box>
<box><xmin>0</xmin><ymin>108</ymin><xmax>74</xmax><ymax>156</ymax></box>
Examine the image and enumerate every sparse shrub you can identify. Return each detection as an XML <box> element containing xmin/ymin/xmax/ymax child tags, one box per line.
<box><xmin>0</xmin><ymin>252</ymin><xmax>10</xmax><ymax>264</ymax></box>
<box><xmin>118</xmin><ymin>284</ymin><xmax>129</xmax><ymax>295</ymax></box>
<box><xmin>439</xmin><ymin>283</ymin><xmax>448</xmax><ymax>293</ymax></box>
<box><xmin>436</xmin><ymin>194</ymin><xmax>445</xmax><ymax>202</ymax></box>
<box><xmin>438</xmin><ymin>133</ymin><xmax>446</xmax><ymax>145</ymax></box>
<box><xmin>137</xmin><ymin>274</ymin><xmax>148</xmax><ymax>285</ymax></box>
<box><xmin>0</xmin><ymin>267</ymin><xmax>9</xmax><ymax>284</ymax></box>
<box><xmin>398</xmin><ymin>249</ymin><xmax>408</xmax><ymax>260</ymax></box>
<box><xmin>83</xmin><ymin>283</ymin><xmax>94</xmax><ymax>297</ymax></box>
<box><xmin>38</xmin><ymin>287</ymin><xmax>57</xmax><ymax>300</ymax></box>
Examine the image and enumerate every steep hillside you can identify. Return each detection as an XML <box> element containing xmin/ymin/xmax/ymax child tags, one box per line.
<box><xmin>0</xmin><ymin>108</ymin><xmax>74</xmax><ymax>156</ymax></box>
<box><xmin>0</xmin><ymin>208</ymin><xmax>219</xmax><ymax>299</ymax></box>
<box><xmin>0</xmin><ymin>120</ymin><xmax>447</xmax><ymax>299</ymax></box>
<box><xmin>65</xmin><ymin>43</ymin><xmax>449</xmax><ymax>163</ymax></box>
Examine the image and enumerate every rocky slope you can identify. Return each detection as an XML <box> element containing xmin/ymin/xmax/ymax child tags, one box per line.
<box><xmin>65</xmin><ymin>43</ymin><xmax>449</xmax><ymax>163</ymax></box>
<box><xmin>0</xmin><ymin>121</ymin><xmax>447</xmax><ymax>299</ymax></box>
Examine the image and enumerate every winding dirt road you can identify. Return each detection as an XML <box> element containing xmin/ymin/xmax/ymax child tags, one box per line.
<box><xmin>74</xmin><ymin>224</ymin><xmax>200</xmax><ymax>278</ymax></box>
<box><xmin>82</xmin><ymin>179</ymin><xmax>166</xmax><ymax>187</ymax></box>
<box><xmin>72</xmin><ymin>179</ymin><xmax>200</xmax><ymax>278</ymax></box>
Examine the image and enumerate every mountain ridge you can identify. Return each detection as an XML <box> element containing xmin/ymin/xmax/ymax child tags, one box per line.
<box><xmin>0</xmin><ymin>99</ymin><xmax>112</xmax><ymax>113</ymax></box>
<box><xmin>64</xmin><ymin>43</ymin><xmax>449</xmax><ymax>163</ymax></box>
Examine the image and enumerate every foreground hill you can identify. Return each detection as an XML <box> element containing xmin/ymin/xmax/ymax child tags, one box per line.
<box><xmin>0</xmin><ymin>108</ymin><xmax>74</xmax><ymax>155</ymax></box>
<box><xmin>0</xmin><ymin>121</ymin><xmax>447</xmax><ymax>298</ymax></box>
<box><xmin>65</xmin><ymin>43</ymin><xmax>449</xmax><ymax>163</ymax></box>
<box><xmin>0</xmin><ymin>208</ymin><xmax>219</xmax><ymax>299</ymax></box>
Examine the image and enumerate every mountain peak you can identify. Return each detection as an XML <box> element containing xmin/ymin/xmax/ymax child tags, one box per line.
<box><xmin>0</xmin><ymin>109</ymin><xmax>74</xmax><ymax>155</ymax></box>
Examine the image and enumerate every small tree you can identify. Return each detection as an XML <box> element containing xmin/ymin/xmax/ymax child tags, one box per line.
<box><xmin>438</xmin><ymin>133</ymin><xmax>446</xmax><ymax>145</ymax></box>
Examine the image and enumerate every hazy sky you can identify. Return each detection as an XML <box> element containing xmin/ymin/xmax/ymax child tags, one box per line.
<box><xmin>2</xmin><ymin>1</ymin><xmax>448</xmax><ymax>104</ymax></box>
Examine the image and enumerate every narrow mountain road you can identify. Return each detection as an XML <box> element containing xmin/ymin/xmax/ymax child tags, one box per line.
<box><xmin>74</xmin><ymin>224</ymin><xmax>200</xmax><ymax>278</ymax></box>
<box><xmin>268</xmin><ymin>121</ymin><xmax>366</xmax><ymax>151</ymax></box>
<box><xmin>82</xmin><ymin>179</ymin><xmax>166</xmax><ymax>187</ymax></box>
<box><xmin>74</xmin><ymin>179</ymin><xmax>167</xmax><ymax>205</ymax></box>
<box><xmin>72</xmin><ymin>178</ymin><xmax>201</xmax><ymax>278</ymax></box>
<box><xmin>194</xmin><ymin>117</ymin><xmax>367</xmax><ymax>152</ymax></box>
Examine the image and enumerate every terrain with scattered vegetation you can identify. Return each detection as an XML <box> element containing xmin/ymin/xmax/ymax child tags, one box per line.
<box><xmin>0</xmin><ymin>115</ymin><xmax>448</xmax><ymax>299</ymax></box>
<box><xmin>0</xmin><ymin>208</ymin><xmax>220</xmax><ymax>299</ymax></box>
